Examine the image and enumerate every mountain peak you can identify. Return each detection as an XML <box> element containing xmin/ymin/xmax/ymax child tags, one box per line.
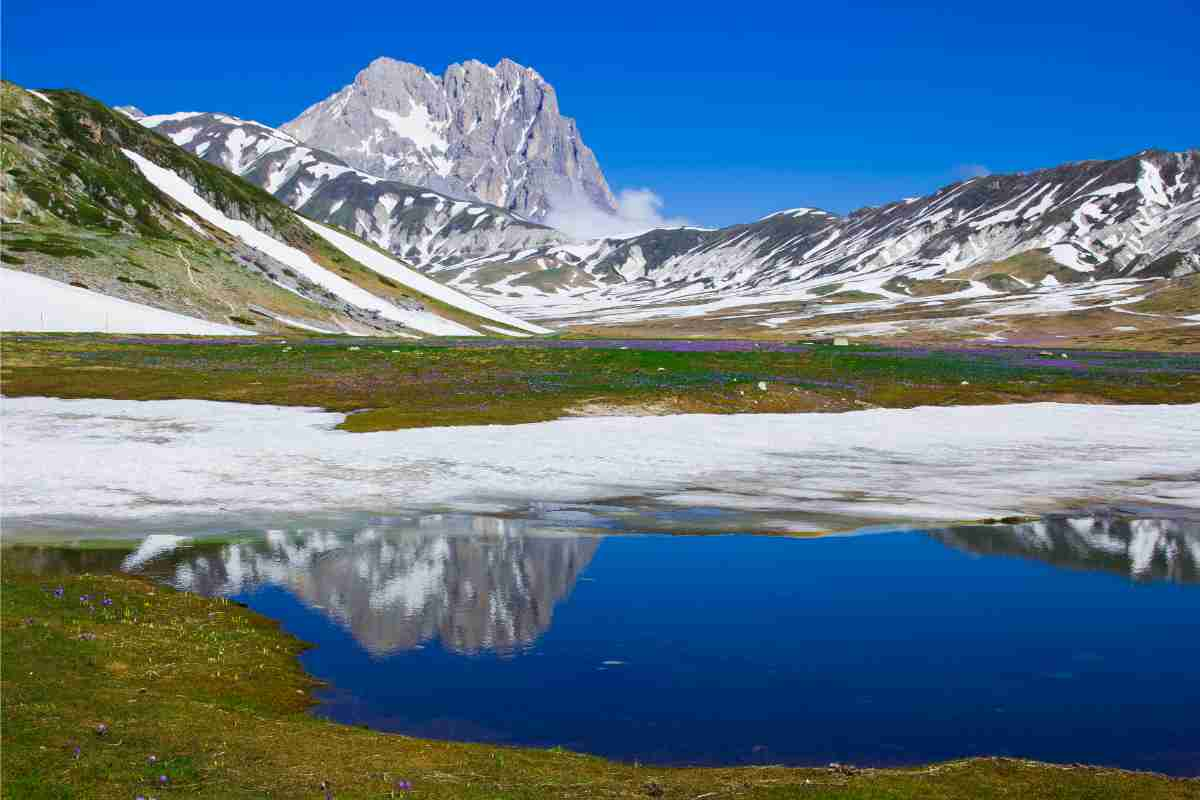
<box><xmin>281</xmin><ymin>57</ymin><xmax>613</xmax><ymax>221</ymax></box>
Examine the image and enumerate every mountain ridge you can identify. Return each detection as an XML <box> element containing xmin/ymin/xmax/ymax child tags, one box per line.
<box><xmin>123</xmin><ymin>94</ymin><xmax>1200</xmax><ymax>344</ymax></box>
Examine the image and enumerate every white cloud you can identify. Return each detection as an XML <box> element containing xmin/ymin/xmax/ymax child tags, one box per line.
<box><xmin>545</xmin><ymin>187</ymin><xmax>693</xmax><ymax>240</ymax></box>
<box><xmin>954</xmin><ymin>163</ymin><xmax>992</xmax><ymax>179</ymax></box>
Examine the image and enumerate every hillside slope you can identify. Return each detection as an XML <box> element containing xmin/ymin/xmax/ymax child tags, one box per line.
<box><xmin>439</xmin><ymin>150</ymin><xmax>1200</xmax><ymax>346</ymax></box>
<box><xmin>0</xmin><ymin>82</ymin><xmax>550</xmax><ymax>337</ymax></box>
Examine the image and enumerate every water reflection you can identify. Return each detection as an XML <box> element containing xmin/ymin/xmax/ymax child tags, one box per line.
<box><xmin>930</xmin><ymin>515</ymin><xmax>1200</xmax><ymax>583</ymax></box>
<box><xmin>33</xmin><ymin>517</ymin><xmax>600</xmax><ymax>657</ymax></box>
<box><xmin>7</xmin><ymin>513</ymin><xmax>1196</xmax><ymax>664</ymax></box>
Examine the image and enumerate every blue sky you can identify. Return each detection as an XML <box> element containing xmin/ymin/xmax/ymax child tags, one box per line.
<box><xmin>4</xmin><ymin>0</ymin><xmax>1197</xmax><ymax>227</ymax></box>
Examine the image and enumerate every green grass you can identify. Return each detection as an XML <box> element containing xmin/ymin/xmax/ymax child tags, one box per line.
<box><xmin>4</xmin><ymin>571</ymin><xmax>1195</xmax><ymax>799</ymax></box>
<box><xmin>3</xmin><ymin>336</ymin><xmax>1197</xmax><ymax>432</ymax></box>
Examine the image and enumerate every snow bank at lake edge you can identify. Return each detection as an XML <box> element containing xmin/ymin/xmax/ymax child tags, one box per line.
<box><xmin>3</xmin><ymin>397</ymin><xmax>1197</xmax><ymax>532</ymax></box>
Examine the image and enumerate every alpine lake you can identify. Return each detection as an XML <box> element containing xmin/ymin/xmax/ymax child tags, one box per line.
<box><xmin>7</xmin><ymin>505</ymin><xmax>1198</xmax><ymax>777</ymax></box>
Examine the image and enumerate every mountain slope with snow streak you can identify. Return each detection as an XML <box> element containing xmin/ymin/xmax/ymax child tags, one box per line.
<box><xmin>299</xmin><ymin>219</ymin><xmax>551</xmax><ymax>334</ymax></box>
<box><xmin>122</xmin><ymin>149</ymin><xmax>478</xmax><ymax>336</ymax></box>
<box><xmin>138</xmin><ymin>112</ymin><xmax>565</xmax><ymax>270</ymax></box>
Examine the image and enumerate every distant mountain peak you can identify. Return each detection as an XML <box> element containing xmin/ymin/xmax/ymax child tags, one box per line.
<box><xmin>280</xmin><ymin>56</ymin><xmax>615</xmax><ymax>223</ymax></box>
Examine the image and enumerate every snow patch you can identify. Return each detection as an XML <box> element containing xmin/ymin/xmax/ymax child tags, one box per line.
<box><xmin>1049</xmin><ymin>243</ymin><xmax>1096</xmax><ymax>272</ymax></box>
<box><xmin>4</xmin><ymin>399</ymin><xmax>1198</xmax><ymax>526</ymax></box>
<box><xmin>0</xmin><ymin>268</ymin><xmax>252</xmax><ymax>335</ymax></box>
<box><xmin>371</xmin><ymin>105</ymin><xmax>451</xmax><ymax>176</ymax></box>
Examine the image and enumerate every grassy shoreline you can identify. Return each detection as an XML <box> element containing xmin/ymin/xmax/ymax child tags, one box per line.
<box><xmin>3</xmin><ymin>334</ymin><xmax>1197</xmax><ymax>432</ymax></box>
<box><xmin>2</xmin><ymin>571</ymin><xmax>1196</xmax><ymax>799</ymax></box>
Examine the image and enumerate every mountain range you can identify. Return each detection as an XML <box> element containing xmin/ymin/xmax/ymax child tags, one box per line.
<box><xmin>0</xmin><ymin>81</ymin><xmax>548</xmax><ymax>337</ymax></box>
<box><xmin>3</xmin><ymin>59</ymin><xmax>1198</xmax><ymax>346</ymax></box>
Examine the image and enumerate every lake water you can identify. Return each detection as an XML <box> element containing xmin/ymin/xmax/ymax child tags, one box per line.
<box><xmin>9</xmin><ymin>512</ymin><xmax>1200</xmax><ymax>775</ymax></box>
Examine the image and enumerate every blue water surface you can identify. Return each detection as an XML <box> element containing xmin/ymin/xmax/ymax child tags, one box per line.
<box><xmin>219</xmin><ymin>523</ymin><xmax>1200</xmax><ymax>774</ymax></box>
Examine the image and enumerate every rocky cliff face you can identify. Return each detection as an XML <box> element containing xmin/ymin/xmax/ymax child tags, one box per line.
<box><xmin>280</xmin><ymin>57</ymin><xmax>617</xmax><ymax>223</ymax></box>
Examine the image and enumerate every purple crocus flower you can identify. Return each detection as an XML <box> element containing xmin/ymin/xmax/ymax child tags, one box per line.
<box><xmin>158</xmin><ymin>775</ymin><xmax>169</xmax><ymax>786</ymax></box>
<box><xmin>102</xmin><ymin>597</ymin><xmax>113</xmax><ymax>607</ymax></box>
<box><xmin>395</xmin><ymin>779</ymin><xmax>412</xmax><ymax>792</ymax></box>
<box><xmin>53</xmin><ymin>586</ymin><xmax>64</xmax><ymax>598</ymax></box>
<box><xmin>72</xmin><ymin>745</ymin><xmax>81</xmax><ymax>759</ymax></box>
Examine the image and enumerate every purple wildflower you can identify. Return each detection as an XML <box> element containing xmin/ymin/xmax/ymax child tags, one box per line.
<box><xmin>53</xmin><ymin>586</ymin><xmax>65</xmax><ymax>598</ymax></box>
<box><xmin>395</xmin><ymin>779</ymin><xmax>412</xmax><ymax>792</ymax></box>
<box><xmin>72</xmin><ymin>745</ymin><xmax>81</xmax><ymax>759</ymax></box>
<box><xmin>102</xmin><ymin>597</ymin><xmax>114</xmax><ymax>607</ymax></box>
<box><xmin>158</xmin><ymin>775</ymin><xmax>169</xmax><ymax>786</ymax></box>
<box><xmin>79</xmin><ymin>594</ymin><xmax>92</xmax><ymax>604</ymax></box>
<box><xmin>320</xmin><ymin>780</ymin><xmax>334</xmax><ymax>799</ymax></box>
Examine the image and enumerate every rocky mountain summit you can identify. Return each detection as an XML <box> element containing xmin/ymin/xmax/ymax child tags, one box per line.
<box><xmin>280</xmin><ymin>57</ymin><xmax>616</xmax><ymax>223</ymax></box>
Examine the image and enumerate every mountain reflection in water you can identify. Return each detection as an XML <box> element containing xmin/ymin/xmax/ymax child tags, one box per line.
<box><xmin>930</xmin><ymin>515</ymin><xmax>1199</xmax><ymax>583</ymax></box>
<box><xmin>8</xmin><ymin>514</ymin><xmax>1196</xmax><ymax>661</ymax></box>
<box><xmin>143</xmin><ymin>517</ymin><xmax>600</xmax><ymax>657</ymax></box>
<box><xmin>8</xmin><ymin>512</ymin><xmax>1200</xmax><ymax>772</ymax></box>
